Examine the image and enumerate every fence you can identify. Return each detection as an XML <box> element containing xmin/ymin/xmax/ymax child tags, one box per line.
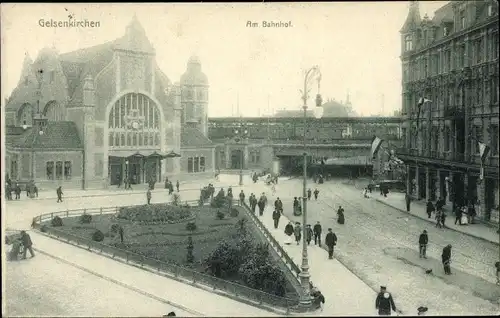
<box><xmin>240</xmin><ymin>202</ymin><xmax>303</xmax><ymax>278</ymax></box>
<box><xmin>32</xmin><ymin>200</ymin><xmax>299</xmax><ymax>313</ymax></box>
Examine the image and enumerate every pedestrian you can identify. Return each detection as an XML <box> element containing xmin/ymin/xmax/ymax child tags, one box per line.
<box><xmin>239</xmin><ymin>190</ymin><xmax>245</xmax><ymax>205</ymax></box>
<box><xmin>307</xmin><ymin>188</ymin><xmax>312</xmax><ymax>200</ymax></box>
<box><xmin>313</xmin><ymin>290</ymin><xmax>325</xmax><ymax>311</ymax></box>
<box><xmin>271</xmin><ymin>183</ymin><xmax>276</xmax><ymax>195</ymax></box>
<box><xmin>15</xmin><ymin>184</ymin><xmax>21</xmax><ymax>200</ymax></box>
<box><xmin>306</xmin><ymin>224</ymin><xmax>313</xmax><ymax>245</ymax></box>
<box><xmin>436</xmin><ymin>197</ymin><xmax>444</xmax><ymax>212</ymax></box>
<box><xmin>314</xmin><ymin>188</ymin><xmax>319</xmax><ymax>200</ymax></box>
<box><xmin>313</xmin><ymin>221</ymin><xmax>322</xmax><ymax>246</ymax></box>
<box><xmin>454</xmin><ymin>206</ymin><xmax>462</xmax><ymax>225</ymax></box>
<box><xmin>251</xmin><ymin>195</ymin><xmax>257</xmax><ymax>214</ymax></box>
<box><xmin>405</xmin><ymin>193</ymin><xmax>412</xmax><ymax>212</ymax></box>
<box><xmin>284</xmin><ymin>221</ymin><xmax>294</xmax><ymax>245</ymax></box>
<box><xmin>325</xmin><ymin>228</ymin><xmax>337</xmax><ymax>259</ymax></box>
<box><xmin>20</xmin><ymin>230</ymin><xmax>35</xmax><ymax>259</ymax></box>
<box><xmin>119</xmin><ymin>226</ymin><xmax>124</xmax><ymax>243</ymax></box>
<box><xmin>435</xmin><ymin>209</ymin><xmax>442</xmax><ymax>228</ymax></box>
<box><xmin>146</xmin><ymin>189</ymin><xmax>152</xmax><ymax>204</ymax></box>
<box><xmin>293</xmin><ymin>197</ymin><xmax>299</xmax><ymax>215</ymax></box>
<box><xmin>495</xmin><ymin>261</ymin><xmax>500</xmax><ymax>285</ymax></box>
<box><xmin>258</xmin><ymin>197</ymin><xmax>266</xmax><ymax>216</ymax></box>
<box><xmin>337</xmin><ymin>206</ymin><xmax>345</xmax><ymax>225</ymax></box>
<box><xmin>375</xmin><ymin>286</ymin><xmax>398</xmax><ymax>316</ymax></box>
<box><xmin>272</xmin><ymin>209</ymin><xmax>281</xmax><ymax>229</ymax></box>
<box><xmin>426</xmin><ymin>200</ymin><xmax>435</xmax><ymax>219</ymax></box>
<box><xmin>467</xmin><ymin>203</ymin><xmax>476</xmax><ymax>224</ymax></box>
<box><xmin>127</xmin><ymin>177</ymin><xmax>133</xmax><ymax>190</ymax></box>
<box><xmin>294</xmin><ymin>222</ymin><xmax>302</xmax><ymax>245</ymax></box>
<box><xmin>441</xmin><ymin>244</ymin><xmax>452</xmax><ymax>275</ymax></box>
<box><xmin>164</xmin><ymin>177</ymin><xmax>169</xmax><ymax>189</ymax></box>
<box><xmin>419</xmin><ymin>230</ymin><xmax>428</xmax><ymax>259</ymax></box>
<box><xmin>176</xmin><ymin>180</ymin><xmax>180</xmax><ymax>192</ymax></box>
<box><xmin>56</xmin><ymin>186</ymin><xmax>63</xmax><ymax>203</ymax></box>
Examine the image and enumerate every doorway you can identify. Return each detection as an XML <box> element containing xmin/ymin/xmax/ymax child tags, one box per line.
<box><xmin>231</xmin><ymin>150</ymin><xmax>243</xmax><ymax>169</ymax></box>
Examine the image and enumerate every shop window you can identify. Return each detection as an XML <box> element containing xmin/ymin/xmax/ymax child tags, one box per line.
<box><xmin>55</xmin><ymin>161</ymin><xmax>63</xmax><ymax>180</ymax></box>
<box><xmin>46</xmin><ymin>162</ymin><xmax>54</xmax><ymax>180</ymax></box>
<box><xmin>200</xmin><ymin>157</ymin><xmax>205</xmax><ymax>172</ymax></box>
<box><xmin>64</xmin><ymin>161</ymin><xmax>71</xmax><ymax>180</ymax></box>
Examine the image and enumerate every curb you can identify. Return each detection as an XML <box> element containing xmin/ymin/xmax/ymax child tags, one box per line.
<box><xmin>30</xmin><ymin>246</ymin><xmax>204</xmax><ymax>317</ymax></box>
<box><xmin>375</xmin><ymin>198</ymin><xmax>499</xmax><ymax>246</ymax></box>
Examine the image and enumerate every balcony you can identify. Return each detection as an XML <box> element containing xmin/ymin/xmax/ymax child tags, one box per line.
<box><xmin>443</xmin><ymin>107</ymin><xmax>465</xmax><ymax>118</ymax></box>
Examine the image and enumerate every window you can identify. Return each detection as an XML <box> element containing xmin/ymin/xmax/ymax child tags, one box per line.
<box><xmin>475</xmin><ymin>39</ymin><xmax>483</xmax><ymax>64</ymax></box>
<box><xmin>444</xmin><ymin>50</ymin><xmax>451</xmax><ymax>72</ymax></box>
<box><xmin>444</xmin><ymin>127</ymin><xmax>450</xmax><ymax>151</ymax></box>
<box><xmin>188</xmin><ymin>157</ymin><xmax>193</xmax><ymax>173</ymax></box>
<box><xmin>474</xmin><ymin>126</ymin><xmax>482</xmax><ymax>153</ymax></box>
<box><xmin>64</xmin><ymin>161</ymin><xmax>71</xmax><ymax>180</ymax></box>
<box><xmin>491</xmin><ymin>125</ymin><xmax>499</xmax><ymax>155</ymax></box>
<box><xmin>55</xmin><ymin>161</ymin><xmax>63</xmax><ymax>180</ymax></box>
<box><xmin>46</xmin><ymin>162</ymin><xmax>54</xmax><ymax>180</ymax></box>
<box><xmin>492</xmin><ymin>78</ymin><xmax>498</xmax><ymax>103</ymax></box>
<box><xmin>200</xmin><ymin>157</ymin><xmax>205</xmax><ymax>172</ymax></box>
<box><xmin>49</xmin><ymin>71</ymin><xmax>55</xmax><ymax>83</ymax></box>
<box><xmin>197</xmin><ymin>90</ymin><xmax>204</xmax><ymax>101</ymax></box>
<box><xmin>11</xmin><ymin>160</ymin><xmax>18</xmax><ymax>180</ymax></box>
<box><xmin>444</xmin><ymin>27</ymin><xmax>449</xmax><ymax>37</ymax></box>
<box><xmin>24</xmin><ymin>77</ymin><xmax>28</xmax><ymax>86</ymax></box>
<box><xmin>194</xmin><ymin>157</ymin><xmax>200</xmax><ymax>173</ymax></box>
<box><xmin>460</xmin><ymin>10</ymin><xmax>466</xmax><ymax>29</ymax></box>
<box><xmin>187</xmin><ymin>89</ymin><xmax>193</xmax><ymax>99</ymax></box>
<box><xmin>219</xmin><ymin>151</ymin><xmax>226</xmax><ymax>168</ymax></box>
<box><xmin>405</xmin><ymin>35</ymin><xmax>413</xmax><ymax>51</ymax></box>
<box><xmin>488</xmin><ymin>5</ymin><xmax>494</xmax><ymax>17</ymax></box>
<box><xmin>423</xmin><ymin>58</ymin><xmax>428</xmax><ymax>77</ymax></box>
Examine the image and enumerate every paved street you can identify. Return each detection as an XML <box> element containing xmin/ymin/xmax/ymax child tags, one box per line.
<box><xmin>254</xmin><ymin>178</ymin><xmax>500</xmax><ymax>316</ymax></box>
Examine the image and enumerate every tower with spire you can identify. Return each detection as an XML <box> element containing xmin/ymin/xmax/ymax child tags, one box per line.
<box><xmin>400</xmin><ymin>1</ymin><xmax>421</xmax><ymax>54</ymax></box>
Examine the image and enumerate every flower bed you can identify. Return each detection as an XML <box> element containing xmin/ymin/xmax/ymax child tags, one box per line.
<box><xmin>116</xmin><ymin>203</ymin><xmax>193</xmax><ymax>223</ymax></box>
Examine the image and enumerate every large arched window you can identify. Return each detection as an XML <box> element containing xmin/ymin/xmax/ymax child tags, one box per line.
<box><xmin>43</xmin><ymin>101</ymin><xmax>65</xmax><ymax>121</ymax></box>
<box><xmin>108</xmin><ymin>93</ymin><xmax>161</xmax><ymax>148</ymax></box>
<box><xmin>17</xmin><ymin>103</ymin><xmax>33</xmax><ymax>126</ymax></box>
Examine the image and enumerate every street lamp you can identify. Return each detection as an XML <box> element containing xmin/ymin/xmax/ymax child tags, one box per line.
<box><xmin>234</xmin><ymin>125</ymin><xmax>248</xmax><ymax>185</ymax></box>
<box><xmin>299</xmin><ymin>65</ymin><xmax>323</xmax><ymax>308</ymax></box>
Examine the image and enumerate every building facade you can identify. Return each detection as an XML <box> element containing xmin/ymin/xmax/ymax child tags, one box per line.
<box><xmin>399</xmin><ymin>1</ymin><xmax>499</xmax><ymax>222</ymax></box>
<box><xmin>4</xmin><ymin>16</ymin><xmax>214</xmax><ymax>190</ymax></box>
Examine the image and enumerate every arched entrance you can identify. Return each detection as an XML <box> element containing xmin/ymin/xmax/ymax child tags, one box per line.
<box><xmin>231</xmin><ymin>149</ymin><xmax>243</xmax><ymax>169</ymax></box>
<box><xmin>107</xmin><ymin>92</ymin><xmax>162</xmax><ymax>186</ymax></box>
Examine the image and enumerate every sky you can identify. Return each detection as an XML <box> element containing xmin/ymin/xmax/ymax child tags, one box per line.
<box><xmin>1</xmin><ymin>1</ymin><xmax>449</xmax><ymax>117</ymax></box>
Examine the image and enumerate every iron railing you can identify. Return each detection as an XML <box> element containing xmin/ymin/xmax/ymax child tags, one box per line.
<box><xmin>32</xmin><ymin>200</ymin><xmax>300</xmax><ymax>312</ymax></box>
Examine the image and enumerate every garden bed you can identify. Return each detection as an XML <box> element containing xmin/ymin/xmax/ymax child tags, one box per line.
<box><xmin>40</xmin><ymin>204</ymin><xmax>299</xmax><ymax>300</ymax></box>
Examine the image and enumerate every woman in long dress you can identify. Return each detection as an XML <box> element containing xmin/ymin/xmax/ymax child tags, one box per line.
<box><xmin>284</xmin><ymin>222</ymin><xmax>294</xmax><ymax>245</ymax></box>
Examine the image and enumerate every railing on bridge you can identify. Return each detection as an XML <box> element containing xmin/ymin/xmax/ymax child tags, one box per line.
<box><xmin>31</xmin><ymin>201</ymin><xmax>300</xmax><ymax>313</ymax></box>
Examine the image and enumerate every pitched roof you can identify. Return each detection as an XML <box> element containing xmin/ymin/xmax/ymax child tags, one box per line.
<box><xmin>432</xmin><ymin>2</ymin><xmax>454</xmax><ymax>25</ymax></box>
<box><xmin>6</xmin><ymin>121</ymin><xmax>83</xmax><ymax>150</ymax></box>
<box><xmin>181</xmin><ymin>127</ymin><xmax>213</xmax><ymax>147</ymax></box>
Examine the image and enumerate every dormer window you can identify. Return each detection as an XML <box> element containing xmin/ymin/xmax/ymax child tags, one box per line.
<box><xmin>488</xmin><ymin>5</ymin><xmax>494</xmax><ymax>17</ymax></box>
<box><xmin>404</xmin><ymin>35</ymin><xmax>413</xmax><ymax>51</ymax></box>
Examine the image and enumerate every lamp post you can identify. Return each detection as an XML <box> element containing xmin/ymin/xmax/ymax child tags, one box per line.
<box><xmin>299</xmin><ymin>65</ymin><xmax>323</xmax><ymax>308</ymax></box>
<box><xmin>234</xmin><ymin>124</ymin><xmax>248</xmax><ymax>185</ymax></box>
<box><xmin>125</xmin><ymin>160</ymin><xmax>129</xmax><ymax>187</ymax></box>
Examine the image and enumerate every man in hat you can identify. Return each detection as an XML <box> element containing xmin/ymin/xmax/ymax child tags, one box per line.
<box><xmin>313</xmin><ymin>221</ymin><xmax>322</xmax><ymax>247</ymax></box>
<box><xmin>441</xmin><ymin>244</ymin><xmax>452</xmax><ymax>275</ymax></box>
<box><xmin>325</xmin><ymin>228</ymin><xmax>337</xmax><ymax>259</ymax></box>
<box><xmin>419</xmin><ymin>230</ymin><xmax>428</xmax><ymax>259</ymax></box>
<box><xmin>375</xmin><ymin>285</ymin><xmax>397</xmax><ymax>316</ymax></box>
<box><xmin>20</xmin><ymin>230</ymin><xmax>35</xmax><ymax>259</ymax></box>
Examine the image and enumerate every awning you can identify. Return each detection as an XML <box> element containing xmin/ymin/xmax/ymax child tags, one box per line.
<box><xmin>108</xmin><ymin>150</ymin><xmax>182</xmax><ymax>159</ymax></box>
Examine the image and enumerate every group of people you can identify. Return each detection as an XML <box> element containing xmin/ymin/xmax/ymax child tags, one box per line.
<box><xmin>418</xmin><ymin>229</ymin><xmax>453</xmax><ymax>275</ymax></box>
<box><xmin>247</xmin><ymin>192</ymin><xmax>268</xmax><ymax>216</ymax></box>
<box><xmin>164</xmin><ymin>178</ymin><xmax>180</xmax><ymax>195</ymax></box>
<box><xmin>5</xmin><ymin>178</ymin><xmax>39</xmax><ymax>201</ymax></box>
<box><xmin>282</xmin><ymin>220</ymin><xmax>339</xmax><ymax>259</ymax></box>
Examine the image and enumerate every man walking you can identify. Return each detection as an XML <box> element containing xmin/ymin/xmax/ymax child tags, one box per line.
<box><xmin>441</xmin><ymin>244</ymin><xmax>452</xmax><ymax>275</ymax></box>
<box><xmin>176</xmin><ymin>180</ymin><xmax>180</xmax><ymax>192</ymax></box>
<box><xmin>405</xmin><ymin>193</ymin><xmax>411</xmax><ymax>212</ymax></box>
<box><xmin>426</xmin><ymin>200</ymin><xmax>435</xmax><ymax>218</ymax></box>
<box><xmin>306</xmin><ymin>224</ymin><xmax>313</xmax><ymax>245</ymax></box>
<box><xmin>314</xmin><ymin>188</ymin><xmax>319</xmax><ymax>200</ymax></box>
<box><xmin>419</xmin><ymin>230</ymin><xmax>428</xmax><ymax>258</ymax></box>
<box><xmin>307</xmin><ymin>189</ymin><xmax>312</xmax><ymax>200</ymax></box>
<box><xmin>454</xmin><ymin>206</ymin><xmax>463</xmax><ymax>225</ymax></box>
<box><xmin>293</xmin><ymin>222</ymin><xmax>302</xmax><ymax>245</ymax></box>
<box><xmin>56</xmin><ymin>186</ymin><xmax>63</xmax><ymax>203</ymax></box>
<box><xmin>146</xmin><ymin>189</ymin><xmax>152</xmax><ymax>204</ymax></box>
<box><xmin>375</xmin><ymin>286</ymin><xmax>398</xmax><ymax>316</ymax></box>
<box><xmin>272</xmin><ymin>209</ymin><xmax>281</xmax><ymax>229</ymax></box>
<box><xmin>239</xmin><ymin>190</ymin><xmax>245</xmax><ymax>205</ymax></box>
<box><xmin>313</xmin><ymin>221</ymin><xmax>322</xmax><ymax>246</ymax></box>
<box><xmin>20</xmin><ymin>230</ymin><xmax>35</xmax><ymax>259</ymax></box>
<box><xmin>325</xmin><ymin>228</ymin><xmax>337</xmax><ymax>259</ymax></box>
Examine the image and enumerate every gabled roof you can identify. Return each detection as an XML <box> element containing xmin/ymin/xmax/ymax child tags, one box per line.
<box><xmin>400</xmin><ymin>1</ymin><xmax>422</xmax><ymax>33</ymax></box>
<box><xmin>6</xmin><ymin>122</ymin><xmax>83</xmax><ymax>150</ymax></box>
<box><xmin>181</xmin><ymin>127</ymin><xmax>213</xmax><ymax>147</ymax></box>
<box><xmin>432</xmin><ymin>2</ymin><xmax>454</xmax><ymax>25</ymax></box>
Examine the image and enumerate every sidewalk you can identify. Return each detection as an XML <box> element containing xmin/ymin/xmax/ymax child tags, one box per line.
<box><xmin>254</xmin><ymin>206</ymin><xmax>377</xmax><ymax>316</ymax></box>
<box><xmin>374</xmin><ymin>192</ymin><xmax>499</xmax><ymax>245</ymax></box>
<box><xmin>10</xmin><ymin>178</ymin><xmax>239</xmax><ymax>201</ymax></box>
<box><xmin>28</xmin><ymin>231</ymin><xmax>279</xmax><ymax>317</ymax></box>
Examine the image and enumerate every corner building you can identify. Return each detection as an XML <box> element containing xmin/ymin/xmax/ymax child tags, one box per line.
<box><xmin>4</xmin><ymin>16</ymin><xmax>214</xmax><ymax>190</ymax></box>
<box><xmin>399</xmin><ymin>1</ymin><xmax>499</xmax><ymax>222</ymax></box>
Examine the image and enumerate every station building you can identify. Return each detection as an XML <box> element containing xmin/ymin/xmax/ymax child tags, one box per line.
<box><xmin>4</xmin><ymin>16</ymin><xmax>215</xmax><ymax>190</ymax></box>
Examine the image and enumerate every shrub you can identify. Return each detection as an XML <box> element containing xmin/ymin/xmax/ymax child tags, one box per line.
<box><xmin>80</xmin><ymin>213</ymin><xmax>92</xmax><ymax>224</ymax></box>
<box><xmin>186</xmin><ymin>236</ymin><xmax>194</xmax><ymax>263</ymax></box>
<box><xmin>51</xmin><ymin>216</ymin><xmax>63</xmax><ymax>227</ymax></box>
<box><xmin>92</xmin><ymin>229</ymin><xmax>104</xmax><ymax>242</ymax></box>
<box><xmin>204</xmin><ymin>241</ymin><xmax>242</xmax><ymax>278</ymax></box>
<box><xmin>117</xmin><ymin>203</ymin><xmax>191</xmax><ymax>223</ymax></box>
<box><xmin>172</xmin><ymin>193</ymin><xmax>181</xmax><ymax>206</ymax></box>
<box><xmin>110</xmin><ymin>224</ymin><xmax>120</xmax><ymax>234</ymax></box>
<box><xmin>230</xmin><ymin>208</ymin><xmax>239</xmax><ymax>217</ymax></box>
<box><xmin>216</xmin><ymin>210</ymin><xmax>225</xmax><ymax>220</ymax></box>
<box><xmin>186</xmin><ymin>221</ymin><xmax>197</xmax><ymax>231</ymax></box>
